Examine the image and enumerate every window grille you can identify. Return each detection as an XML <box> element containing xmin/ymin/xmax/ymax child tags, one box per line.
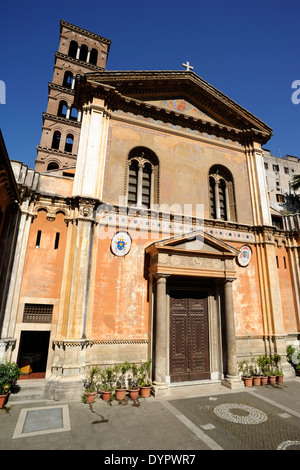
<box><xmin>23</xmin><ymin>304</ymin><xmax>53</xmax><ymax>323</ymax></box>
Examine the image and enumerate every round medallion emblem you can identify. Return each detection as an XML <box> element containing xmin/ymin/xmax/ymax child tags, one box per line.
<box><xmin>237</xmin><ymin>245</ymin><xmax>252</xmax><ymax>267</ymax></box>
<box><xmin>111</xmin><ymin>231</ymin><xmax>131</xmax><ymax>257</ymax></box>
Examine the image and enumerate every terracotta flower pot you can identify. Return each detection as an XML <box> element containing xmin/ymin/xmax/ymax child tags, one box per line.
<box><xmin>85</xmin><ymin>392</ymin><xmax>96</xmax><ymax>404</ymax></box>
<box><xmin>261</xmin><ymin>376</ymin><xmax>268</xmax><ymax>385</ymax></box>
<box><xmin>253</xmin><ymin>376</ymin><xmax>261</xmax><ymax>386</ymax></box>
<box><xmin>0</xmin><ymin>393</ymin><xmax>8</xmax><ymax>409</ymax></box>
<box><xmin>101</xmin><ymin>390</ymin><xmax>112</xmax><ymax>401</ymax></box>
<box><xmin>128</xmin><ymin>389</ymin><xmax>139</xmax><ymax>399</ymax></box>
<box><xmin>140</xmin><ymin>386</ymin><xmax>152</xmax><ymax>398</ymax></box>
<box><xmin>243</xmin><ymin>377</ymin><xmax>253</xmax><ymax>387</ymax></box>
<box><xmin>115</xmin><ymin>388</ymin><xmax>127</xmax><ymax>400</ymax></box>
<box><xmin>277</xmin><ymin>376</ymin><xmax>283</xmax><ymax>383</ymax></box>
<box><xmin>268</xmin><ymin>376</ymin><xmax>276</xmax><ymax>385</ymax></box>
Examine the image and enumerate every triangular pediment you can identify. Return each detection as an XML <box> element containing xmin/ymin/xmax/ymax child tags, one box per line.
<box><xmin>149</xmin><ymin>230</ymin><xmax>240</xmax><ymax>256</ymax></box>
<box><xmin>145</xmin><ymin>97</ymin><xmax>223</xmax><ymax>125</ymax></box>
<box><xmin>76</xmin><ymin>70</ymin><xmax>273</xmax><ymax>142</ymax></box>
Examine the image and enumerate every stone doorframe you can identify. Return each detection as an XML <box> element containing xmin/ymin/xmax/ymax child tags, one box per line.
<box><xmin>146</xmin><ymin>230</ymin><xmax>244</xmax><ymax>392</ymax></box>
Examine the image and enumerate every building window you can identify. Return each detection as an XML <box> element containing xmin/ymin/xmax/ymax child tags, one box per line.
<box><xmin>69</xmin><ymin>106</ymin><xmax>78</xmax><ymax>121</ymax></box>
<box><xmin>79</xmin><ymin>44</ymin><xmax>88</xmax><ymax>62</ymax></box>
<box><xmin>51</xmin><ymin>131</ymin><xmax>61</xmax><ymax>150</ymax></box>
<box><xmin>208</xmin><ymin>165</ymin><xmax>237</xmax><ymax>222</ymax></box>
<box><xmin>264</xmin><ymin>162</ymin><xmax>269</xmax><ymax>170</ymax></box>
<box><xmin>54</xmin><ymin>232</ymin><xmax>60</xmax><ymax>250</ymax></box>
<box><xmin>89</xmin><ymin>48</ymin><xmax>98</xmax><ymax>65</ymax></box>
<box><xmin>47</xmin><ymin>161</ymin><xmax>59</xmax><ymax>171</ymax></box>
<box><xmin>35</xmin><ymin>230</ymin><xmax>42</xmax><ymax>248</ymax></box>
<box><xmin>64</xmin><ymin>134</ymin><xmax>74</xmax><ymax>153</ymax></box>
<box><xmin>23</xmin><ymin>304</ymin><xmax>53</xmax><ymax>323</ymax></box>
<box><xmin>63</xmin><ymin>71</ymin><xmax>74</xmax><ymax>89</ymax></box>
<box><xmin>126</xmin><ymin>147</ymin><xmax>159</xmax><ymax>209</ymax></box>
<box><xmin>68</xmin><ymin>40</ymin><xmax>78</xmax><ymax>58</ymax></box>
<box><xmin>273</xmin><ymin>164</ymin><xmax>279</xmax><ymax>172</ymax></box>
<box><xmin>57</xmin><ymin>101</ymin><xmax>68</xmax><ymax>118</ymax></box>
<box><xmin>276</xmin><ymin>194</ymin><xmax>283</xmax><ymax>203</ymax></box>
<box><xmin>284</xmin><ymin>167</ymin><xmax>289</xmax><ymax>175</ymax></box>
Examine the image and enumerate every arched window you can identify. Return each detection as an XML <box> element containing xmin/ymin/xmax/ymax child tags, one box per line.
<box><xmin>63</xmin><ymin>71</ymin><xmax>74</xmax><ymax>89</ymax></box>
<box><xmin>89</xmin><ymin>48</ymin><xmax>98</xmax><ymax>65</ymax></box>
<box><xmin>51</xmin><ymin>131</ymin><xmax>61</xmax><ymax>150</ymax></box>
<box><xmin>64</xmin><ymin>134</ymin><xmax>74</xmax><ymax>153</ymax></box>
<box><xmin>68</xmin><ymin>41</ymin><xmax>78</xmax><ymax>58</ymax></box>
<box><xmin>57</xmin><ymin>101</ymin><xmax>68</xmax><ymax>118</ymax></box>
<box><xmin>69</xmin><ymin>106</ymin><xmax>78</xmax><ymax>121</ymax></box>
<box><xmin>47</xmin><ymin>162</ymin><xmax>59</xmax><ymax>171</ymax></box>
<box><xmin>127</xmin><ymin>147</ymin><xmax>159</xmax><ymax>209</ymax></box>
<box><xmin>208</xmin><ymin>165</ymin><xmax>237</xmax><ymax>222</ymax></box>
<box><xmin>128</xmin><ymin>159</ymin><xmax>139</xmax><ymax>206</ymax></box>
<box><xmin>79</xmin><ymin>44</ymin><xmax>88</xmax><ymax>62</ymax></box>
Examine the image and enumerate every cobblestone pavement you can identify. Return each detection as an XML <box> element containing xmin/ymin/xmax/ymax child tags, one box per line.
<box><xmin>0</xmin><ymin>379</ymin><xmax>299</xmax><ymax>453</ymax></box>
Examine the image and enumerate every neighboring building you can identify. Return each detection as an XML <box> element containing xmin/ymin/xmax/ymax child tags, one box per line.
<box><xmin>263</xmin><ymin>149</ymin><xmax>300</xmax><ymax>217</ymax></box>
<box><xmin>0</xmin><ymin>130</ymin><xmax>20</xmax><ymax>356</ymax></box>
<box><xmin>0</xmin><ymin>21</ymin><xmax>299</xmax><ymax>400</ymax></box>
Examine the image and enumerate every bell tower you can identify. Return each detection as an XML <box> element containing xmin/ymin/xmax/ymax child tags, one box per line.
<box><xmin>35</xmin><ymin>20</ymin><xmax>111</xmax><ymax>173</ymax></box>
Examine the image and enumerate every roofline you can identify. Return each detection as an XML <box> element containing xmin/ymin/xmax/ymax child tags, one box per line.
<box><xmin>60</xmin><ymin>19</ymin><xmax>111</xmax><ymax>51</ymax></box>
<box><xmin>0</xmin><ymin>129</ymin><xmax>20</xmax><ymax>203</ymax></box>
<box><xmin>81</xmin><ymin>70</ymin><xmax>272</xmax><ymax>135</ymax></box>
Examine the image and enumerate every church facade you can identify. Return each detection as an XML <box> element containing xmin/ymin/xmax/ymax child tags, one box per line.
<box><xmin>0</xmin><ymin>20</ymin><xmax>299</xmax><ymax>399</ymax></box>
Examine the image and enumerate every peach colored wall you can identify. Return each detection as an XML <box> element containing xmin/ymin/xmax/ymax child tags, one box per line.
<box><xmin>20</xmin><ymin>210</ymin><xmax>67</xmax><ymax>300</ymax></box>
<box><xmin>232</xmin><ymin>243</ymin><xmax>264</xmax><ymax>335</ymax></box>
<box><xmin>92</xmin><ymin>233</ymin><xmax>156</xmax><ymax>340</ymax></box>
<box><xmin>275</xmin><ymin>245</ymin><xmax>298</xmax><ymax>332</ymax></box>
<box><xmin>103</xmin><ymin>120</ymin><xmax>253</xmax><ymax>225</ymax></box>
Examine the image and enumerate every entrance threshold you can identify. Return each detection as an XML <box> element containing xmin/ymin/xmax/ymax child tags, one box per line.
<box><xmin>169</xmin><ymin>379</ymin><xmax>222</xmax><ymax>388</ymax></box>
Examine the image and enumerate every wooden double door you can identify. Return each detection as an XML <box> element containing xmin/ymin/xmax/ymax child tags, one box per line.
<box><xmin>169</xmin><ymin>290</ymin><xmax>210</xmax><ymax>383</ymax></box>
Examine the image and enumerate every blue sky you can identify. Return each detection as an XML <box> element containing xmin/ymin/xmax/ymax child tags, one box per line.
<box><xmin>0</xmin><ymin>0</ymin><xmax>299</xmax><ymax>168</ymax></box>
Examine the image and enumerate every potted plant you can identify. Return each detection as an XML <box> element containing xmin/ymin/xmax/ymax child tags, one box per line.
<box><xmin>276</xmin><ymin>368</ymin><xmax>284</xmax><ymax>383</ymax></box>
<box><xmin>99</xmin><ymin>367</ymin><xmax>115</xmax><ymax>401</ymax></box>
<box><xmin>256</xmin><ymin>355</ymin><xmax>269</xmax><ymax>385</ymax></box>
<box><xmin>286</xmin><ymin>345</ymin><xmax>300</xmax><ymax>376</ymax></box>
<box><xmin>82</xmin><ymin>366</ymin><xmax>100</xmax><ymax>404</ymax></box>
<box><xmin>238</xmin><ymin>359</ymin><xmax>253</xmax><ymax>387</ymax></box>
<box><xmin>127</xmin><ymin>363</ymin><xmax>140</xmax><ymax>399</ymax></box>
<box><xmin>0</xmin><ymin>361</ymin><xmax>21</xmax><ymax>408</ymax></box>
<box><xmin>138</xmin><ymin>360</ymin><xmax>152</xmax><ymax>397</ymax></box>
<box><xmin>114</xmin><ymin>362</ymin><xmax>131</xmax><ymax>400</ymax></box>
<box><xmin>250</xmin><ymin>355</ymin><xmax>261</xmax><ymax>386</ymax></box>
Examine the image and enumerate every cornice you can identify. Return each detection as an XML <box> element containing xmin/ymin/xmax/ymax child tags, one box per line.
<box><xmin>48</xmin><ymin>82</ymin><xmax>75</xmax><ymax>95</ymax></box>
<box><xmin>74</xmin><ymin>74</ymin><xmax>271</xmax><ymax>145</ymax></box>
<box><xmin>42</xmin><ymin>113</ymin><xmax>82</xmax><ymax>128</ymax></box>
<box><xmin>60</xmin><ymin>19</ymin><xmax>111</xmax><ymax>50</ymax></box>
<box><xmin>77</xmin><ymin>71</ymin><xmax>272</xmax><ymax>136</ymax></box>
<box><xmin>55</xmin><ymin>52</ymin><xmax>106</xmax><ymax>72</ymax></box>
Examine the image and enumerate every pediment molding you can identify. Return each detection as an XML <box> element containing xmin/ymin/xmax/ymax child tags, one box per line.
<box><xmin>75</xmin><ymin>71</ymin><xmax>272</xmax><ymax>145</ymax></box>
<box><xmin>146</xmin><ymin>230</ymin><xmax>239</xmax><ymax>279</ymax></box>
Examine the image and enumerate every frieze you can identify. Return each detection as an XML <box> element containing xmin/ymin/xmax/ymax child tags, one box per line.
<box><xmin>98</xmin><ymin>211</ymin><xmax>255</xmax><ymax>242</ymax></box>
<box><xmin>53</xmin><ymin>339</ymin><xmax>149</xmax><ymax>349</ymax></box>
<box><xmin>158</xmin><ymin>252</ymin><xmax>226</xmax><ymax>270</ymax></box>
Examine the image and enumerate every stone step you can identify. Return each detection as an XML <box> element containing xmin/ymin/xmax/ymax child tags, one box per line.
<box><xmin>9</xmin><ymin>379</ymin><xmax>47</xmax><ymax>403</ymax></box>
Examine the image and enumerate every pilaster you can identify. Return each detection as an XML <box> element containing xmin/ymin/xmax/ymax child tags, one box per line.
<box><xmin>72</xmin><ymin>101</ymin><xmax>110</xmax><ymax>200</ymax></box>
